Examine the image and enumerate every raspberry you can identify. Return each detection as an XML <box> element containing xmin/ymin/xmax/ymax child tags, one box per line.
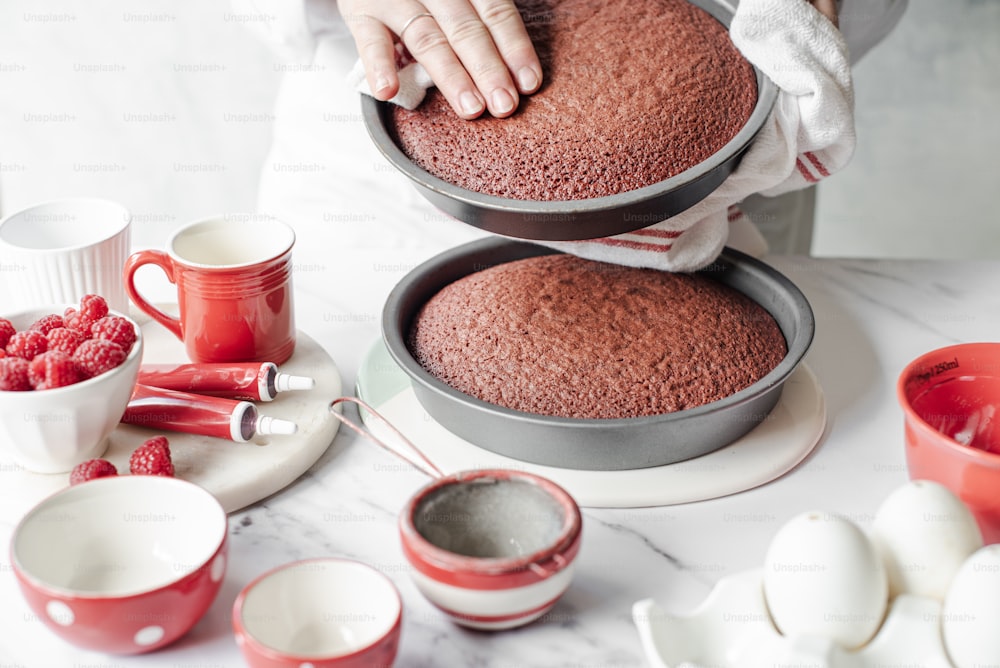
<box><xmin>73</xmin><ymin>339</ymin><xmax>127</xmax><ymax>379</ymax></box>
<box><xmin>46</xmin><ymin>327</ymin><xmax>85</xmax><ymax>356</ymax></box>
<box><xmin>6</xmin><ymin>330</ymin><xmax>48</xmax><ymax>360</ymax></box>
<box><xmin>90</xmin><ymin>316</ymin><xmax>137</xmax><ymax>354</ymax></box>
<box><xmin>28</xmin><ymin>351</ymin><xmax>82</xmax><ymax>390</ymax></box>
<box><xmin>63</xmin><ymin>295</ymin><xmax>109</xmax><ymax>334</ymax></box>
<box><xmin>69</xmin><ymin>459</ymin><xmax>119</xmax><ymax>485</ymax></box>
<box><xmin>0</xmin><ymin>357</ymin><xmax>31</xmax><ymax>391</ymax></box>
<box><xmin>63</xmin><ymin>307</ymin><xmax>88</xmax><ymax>334</ymax></box>
<box><xmin>0</xmin><ymin>319</ymin><xmax>16</xmax><ymax>349</ymax></box>
<box><xmin>29</xmin><ymin>314</ymin><xmax>65</xmax><ymax>335</ymax></box>
<box><xmin>129</xmin><ymin>437</ymin><xmax>174</xmax><ymax>476</ymax></box>
<box><xmin>79</xmin><ymin>294</ymin><xmax>109</xmax><ymax>326</ymax></box>
<box><xmin>142</xmin><ymin>435</ymin><xmax>170</xmax><ymax>450</ymax></box>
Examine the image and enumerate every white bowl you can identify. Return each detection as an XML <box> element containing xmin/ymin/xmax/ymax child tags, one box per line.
<box><xmin>233</xmin><ymin>558</ymin><xmax>402</xmax><ymax>667</ymax></box>
<box><xmin>0</xmin><ymin>306</ymin><xmax>143</xmax><ymax>473</ymax></box>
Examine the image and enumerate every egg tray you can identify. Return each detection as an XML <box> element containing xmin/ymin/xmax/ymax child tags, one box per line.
<box><xmin>633</xmin><ymin>481</ymin><xmax>995</xmax><ymax>668</ymax></box>
<box><xmin>634</xmin><ymin>569</ymin><xmax>953</xmax><ymax>668</ymax></box>
<box><xmin>360</xmin><ymin>0</ymin><xmax>778</xmax><ymax>242</ymax></box>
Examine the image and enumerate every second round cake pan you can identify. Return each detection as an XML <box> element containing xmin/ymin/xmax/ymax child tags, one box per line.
<box><xmin>361</xmin><ymin>0</ymin><xmax>778</xmax><ymax>242</ymax></box>
<box><xmin>381</xmin><ymin>238</ymin><xmax>815</xmax><ymax>471</ymax></box>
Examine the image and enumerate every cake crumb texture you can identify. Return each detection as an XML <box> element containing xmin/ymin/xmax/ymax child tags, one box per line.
<box><xmin>388</xmin><ymin>0</ymin><xmax>758</xmax><ymax>201</ymax></box>
<box><xmin>408</xmin><ymin>254</ymin><xmax>788</xmax><ymax>419</ymax></box>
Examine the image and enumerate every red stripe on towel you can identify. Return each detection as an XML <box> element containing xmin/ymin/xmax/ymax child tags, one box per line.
<box><xmin>727</xmin><ymin>207</ymin><xmax>743</xmax><ymax>223</ymax></box>
<box><xmin>804</xmin><ymin>152</ymin><xmax>830</xmax><ymax>178</ymax></box>
<box><xmin>592</xmin><ymin>238</ymin><xmax>673</xmax><ymax>253</ymax></box>
<box><xmin>795</xmin><ymin>157</ymin><xmax>819</xmax><ymax>183</ymax></box>
<box><xmin>627</xmin><ymin>228</ymin><xmax>683</xmax><ymax>240</ymax></box>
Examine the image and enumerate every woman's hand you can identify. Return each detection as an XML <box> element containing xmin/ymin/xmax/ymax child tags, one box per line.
<box><xmin>338</xmin><ymin>0</ymin><xmax>543</xmax><ymax>119</ymax></box>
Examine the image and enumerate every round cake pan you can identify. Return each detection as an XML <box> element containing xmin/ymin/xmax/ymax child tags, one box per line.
<box><xmin>362</xmin><ymin>0</ymin><xmax>778</xmax><ymax>242</ymax></box>
<box><xmin>381</xmin><ymin>238</ymin><xmax>815</xmax><ymax>471</ymax></box>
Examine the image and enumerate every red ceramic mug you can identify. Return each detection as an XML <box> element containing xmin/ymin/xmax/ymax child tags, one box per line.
<box><xmin>123</xmin><ymin>216</ymin><xmax>296</xmax><ymax>364</ymax></box>
<box><xmin>898</xmin><ymin>342</ymin><xmax>1000</xmax><ymax>544</ymax></box>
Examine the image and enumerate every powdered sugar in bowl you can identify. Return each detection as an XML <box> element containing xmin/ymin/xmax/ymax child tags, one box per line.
<box><xmin>399</xmin><ymin>468</ymin><xmax>583</xmax><ymax>630</ymax></box>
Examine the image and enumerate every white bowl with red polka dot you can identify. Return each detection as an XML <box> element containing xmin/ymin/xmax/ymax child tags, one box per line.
<box><xmin>10</xmin><ymin>475</ymin><xmax>228</xmax><ymax>654</ymax></box>
<box><xmin>232</xmin><ymin>558</ymin><xmax>402</xmax><ymax>668</ymax></box>
<box><xmin>0</xmin><ymin>305</ymin><xmax>143</xmax><ymax>473</ymax></box>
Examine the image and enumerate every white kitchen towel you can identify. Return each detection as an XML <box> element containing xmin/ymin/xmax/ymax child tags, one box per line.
<box><xmin>347</xmin><ymin>43</ymin><xmax>432</xmax><ymax>110</ymax></box>
<box><xmin>349</xmin><ymin>0</ymin><xmax>855</xmax><ymax>270</ymax></box>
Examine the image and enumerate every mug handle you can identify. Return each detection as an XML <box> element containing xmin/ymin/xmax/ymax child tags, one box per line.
<box><xmin>122</xmin><ymin>250</ymin><xmax>183</xmax><ymax>341</ymax></box>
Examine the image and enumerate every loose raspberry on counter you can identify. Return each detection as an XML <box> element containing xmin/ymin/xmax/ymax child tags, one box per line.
<box><xmin>0</xmin><ymin>318</ymin><xmax>17</xmax><ymax>349</ymax></box>
<box><xmin>90</xmin><ymin>315</ymin><xmax>137</xmax><ymax>354</ymax></box>
<box><xmin>46</xmin><ymin>327</ymin><xmax>85</xmax><ymax>356</ymax></box>
<box><xmin>73</xmin><ymin>339</ymin><xmax>126</xmax><ymax>379</ymax></box>
<box><xmin>6</xmin><ymin>330</ymin><xmax>48</xmax><ymax>360</ymax></box>
<box><xmin>28</xmin><ymin>351</ymin><xmax>82</xmax><ymax>390</ymax></box>
<box><xmin>0</xmin><ymin>357</ymin><xmax>31</xmax><ymax>391</ymax></box>
<box><xmin>70</xmin><ymin>458</ymin><xmax>119</xmax><ymax>485</ymax></box>
<box><xmin>141</xmin><ymin>435</ymin><xmax>170</xmax><ymax>450</ymax></box>
<box><xmin>129</xmin><ymin>437</ymin><xmax>174</xmax><ymax>477</ymax></box>
<box><xmin>29</xmin><ymin>314</ymin><xmax>65</xmax><ymax>335</ymax></box>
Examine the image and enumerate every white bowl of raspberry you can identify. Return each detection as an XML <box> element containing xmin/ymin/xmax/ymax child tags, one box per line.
<box><xmin>0</xmin><ymin>295</ymin><xmax>143</xmax><ymax>473</ymax></box>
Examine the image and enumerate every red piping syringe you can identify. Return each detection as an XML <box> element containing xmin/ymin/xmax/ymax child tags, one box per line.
<box><xmin>136</xmin><ymin>362</ymin><xmax>315</xmax><ymax>402</ymax></box>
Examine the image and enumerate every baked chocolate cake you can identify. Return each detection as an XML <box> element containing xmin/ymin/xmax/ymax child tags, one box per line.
<box><xmin>389</xmin><ymin>0</ymin><xmax>758</xmax><ymax>201</ymax></box>
<box><xmin>408</xmin><ymin>254</ymin><xmax>787</xmax><ymax>419</ymax></box>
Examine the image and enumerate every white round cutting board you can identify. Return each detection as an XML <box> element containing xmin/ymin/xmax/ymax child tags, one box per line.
<box><xmin>355</xmin><ymin>339</ymin><xmax>826</xmax><ymax>508</ymax></box>
<box><xmin>0</xmin><ymin>312</ymin><xmax>341</xmax><ymax>521</ymax></box>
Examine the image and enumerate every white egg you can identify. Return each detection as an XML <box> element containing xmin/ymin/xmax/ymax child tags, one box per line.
<box><xmin>763</xmin><ymin>511</ymin><xmax>888</xmax><ymax>649</ymax></box>
<box><xmin>942</xmin><ymin>544</ymin><xmax>1000</xmax><ymax>668</ymax></box>
<box><xmin>870</xmin><ymin>480</ymin><xmax>982</xmax><ymax>601</ymax></box>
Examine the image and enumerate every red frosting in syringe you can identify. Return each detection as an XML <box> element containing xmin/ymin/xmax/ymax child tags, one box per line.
<box><xmin>122</xmin><ymin>384</ymin><xmax>298</xmax><ymax>442</ymax></box>
<box><xmin>136</xmin><ymin>362</ymin><xmax>315</xmax><ymax>401</ymax></box>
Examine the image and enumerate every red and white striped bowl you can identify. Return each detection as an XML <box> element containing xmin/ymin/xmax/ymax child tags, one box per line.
<box><xmin>400</xmin><ymin>468</ymin><xmax>582</xmax><ymax>630</ymax></box>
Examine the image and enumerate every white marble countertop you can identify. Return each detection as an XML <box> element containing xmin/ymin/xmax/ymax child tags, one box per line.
<box><xmin>3</xmin><ymin>242</ymin><xmax>998</xmax><ymax>666</ymax></box>
<box><xmin>1</xmin><ymin>1</ymin><xmax>997</xmax><ymax>663</ymax></box>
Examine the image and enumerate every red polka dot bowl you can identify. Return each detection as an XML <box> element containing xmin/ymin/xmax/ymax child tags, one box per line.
<box><xmin>10</xmin><ymin>475</ymin><xmax>228</xmax><ymax>654</ymax></box>
<box><xmin>232</xmin><ymin>558</ymin><xmax>402</xmax><ymax>668</ymax></box>
<box><xmin>399</xmin><ymin>468</ymin><xmax>583</xmax><ymax>630</ymax></box>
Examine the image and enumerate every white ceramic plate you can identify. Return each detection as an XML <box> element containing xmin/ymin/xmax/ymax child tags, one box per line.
<box><xmin>355</xmin><ymin>339</ymin><xmax>826</xmax><ymax>508</ymax></box>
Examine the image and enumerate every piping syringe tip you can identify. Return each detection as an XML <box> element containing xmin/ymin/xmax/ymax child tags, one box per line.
<box><xmin>257</xmin><ymin>416</ymin><xmax>299</xmax><ymax>436</ymax></box>
<box><xmin>275</xmin><ymin>373</ymin><xmax>316</xmax><ymax>392</ymax></box>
